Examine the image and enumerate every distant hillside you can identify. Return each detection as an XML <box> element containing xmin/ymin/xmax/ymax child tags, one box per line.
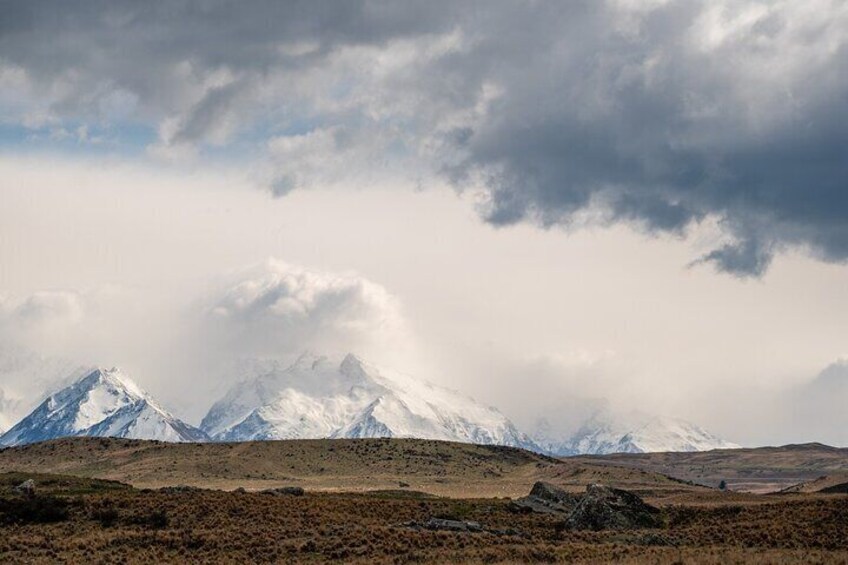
<box><xmin>570</xmin><ymin>443</ymin><xmax>848</xmax><ymax>493</ymax></box>
<box><xmin>0</xmin><ymin>437</ymin><xmax>702</xmax><ymax>499</ymax></box>
<box><xmin>780</xmin><ymin>473</ymin><xmax>848</xmax><ymax>494</ymax></box>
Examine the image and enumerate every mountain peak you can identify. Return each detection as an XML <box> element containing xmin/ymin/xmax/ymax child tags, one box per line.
<box><xmin>80</xmin><ymin>367</ymin><xmax>146</xmax><ymax>398</ymax></box>
<box><xmin>0</xmin><ymin>367</ymin><xmax>207</xmax><ymax>446</ymax></box>
<box><xmin>340</xmin><ymin>353</ymin><xmax>366</xmax><ymax>377</ymax></box>
<box><xmin>292</xmin><ymin>351</ymin><xmax>330</xmax><ymax>370</ymax></box>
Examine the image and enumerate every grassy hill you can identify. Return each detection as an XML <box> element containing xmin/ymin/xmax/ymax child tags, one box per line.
<box><xmin>0</xmin><ymin>437</ymin><xmax>701</xmax><ymax>498</ymax></box>
<box><xmin>780</xmin><ymin>473</ymin><xmax>848</xmax><ymax>494</ymax></box>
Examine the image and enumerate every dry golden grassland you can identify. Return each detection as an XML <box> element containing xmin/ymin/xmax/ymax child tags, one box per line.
<box><xmin>1</xmin><ymin>438</ymin><xmax>846</xmax><ymax>563</ymax></box>
<box><xmin>0</xmin><ymin>472</ymin><xmax>846</xmax><ymax>564</ymax></box>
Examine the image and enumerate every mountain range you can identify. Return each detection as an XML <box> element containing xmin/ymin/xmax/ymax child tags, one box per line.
<box><xmin>0</xmin><ymin>353</ymin><xmax>738</xmax><ymax>454</ymax></box>
<box><xmin>200</xmin><ymin>353</ymin><xmax>539</xmax><ymax>450</ymax></box>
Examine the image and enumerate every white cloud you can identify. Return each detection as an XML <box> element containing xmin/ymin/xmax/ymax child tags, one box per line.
<box><xmin>206</xmin><ymin>259</ymin><xmax>412</xmax><ymax>363</ymax></box>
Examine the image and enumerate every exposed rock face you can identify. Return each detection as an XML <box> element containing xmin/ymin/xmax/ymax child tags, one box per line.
<box><xmin>564</xmin><ymin>484</ymin><xmax>662</xmax><ymax>531</ymax></box>
<box><xmin>511</xmin><ymin>481</ymin><xmax>581</xmax><ymax>514</ymax></box>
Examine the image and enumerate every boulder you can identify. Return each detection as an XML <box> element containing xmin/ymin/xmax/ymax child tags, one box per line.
<box><xmin>14</xmin><ymin>479</ymin><xmax>36</xmax><ymax>497</ymax></box>
<box><xmin>262</xmin><ymin>486</ymin><xmax>305</xmax><ymax>496</ymax></box>
<box><xmin>563</xmin><ymin>484</ymin><xmax>661</xmax><ymax>531</ymax></box>
<box><xmin>424</xmin><ymin>518</ymin><xmax>483</xmax><ymax>532</ymax></box>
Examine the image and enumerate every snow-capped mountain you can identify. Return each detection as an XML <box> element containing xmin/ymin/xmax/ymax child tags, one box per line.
<box><xmin>201</xmin><ymin>352</ymin><xmax>539</xmax><ymax>450</ymax></box>
<box><xmin>0</xmin><ymin>367</ymin><xmax>208</xmax><ymax>446</ymax></box>
<box><xmin>534</xmin><ymin>412</ymin><xmax>739</xmax><ymax>455</ymax></box>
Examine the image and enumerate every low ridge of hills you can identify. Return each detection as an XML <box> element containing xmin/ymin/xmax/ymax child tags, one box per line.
<box><xmin>570</xmin><ymin>442</ymin><xmax>848</xmax><ymax>493</ymax></box>
<box><xmin>2</xmin><ymin>436</ymin><xmax>844</xmax><ymax>498</ymax></box>
<box><xmin>0</xmin><ymin>436</ymin><xmax>705</xmax><ymax>499</ymax></box>
<box><xmin>780</xmin><ymin>473</ymin><xmax>848</xmax><ymax>494</ymax></box>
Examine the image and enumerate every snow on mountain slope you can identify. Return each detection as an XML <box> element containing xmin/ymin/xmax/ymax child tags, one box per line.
<box><xmin>614</xmin><ymin>416</ymin><xmax>740</xmax><ymax>454</ymax></box>
<box><xmin>202</xmin><ymin>353</ymin><xmax>539</xmax><ymax>450</ymax></box>
<box><xmin>534</xmin><ymin>412</ymin><xmax>739</xmax><ymax>455</ymax></box>
<box><xmin>0</xmin><ymin>368</ymin><xmax>208</xmax><ymax>446</ymax></box>
<box><xmin>201</xmin><ymin>354</ymin><xmax>382</xmax><ymax>440</ymax></box>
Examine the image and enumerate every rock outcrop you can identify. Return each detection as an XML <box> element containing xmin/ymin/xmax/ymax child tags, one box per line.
<box><xmin>564</xmin><ymin>484</ymin><xmax>662</xmax><ymax>531</ymax></box>
<box><xmin>510</xmin><ymin>481</ymin><xmax>581</xmax><ymax>514</ymax></box>
<box><xmin>513</xmin><ymin>482</ymin><xmax>662</xmax><ymax>531</ymax></box>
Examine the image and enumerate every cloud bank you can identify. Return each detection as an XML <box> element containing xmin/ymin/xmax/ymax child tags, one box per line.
<box><xmin>2</xmin><ymin>1</ymin><xmax>847</xmax><ymax>275</ymax></box>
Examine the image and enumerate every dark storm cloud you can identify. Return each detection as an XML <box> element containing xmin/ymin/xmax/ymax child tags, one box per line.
<box><xmin>0</xmin><ymin>0</ymin><xmax>457</xmax><ymax>132</ymax></box>
<box><xmin>428</xmin><ymin>1</ymin><xmax>848</xmax><ymax>276</ymax></box>
<box><xmin>2</xmin><ymin>1</ymin><xmax>847</xmax><ymax>276</ymax></box>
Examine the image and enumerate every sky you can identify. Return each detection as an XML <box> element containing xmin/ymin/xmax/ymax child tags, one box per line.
<box><xmin>0</xmin><ymin>1</ymin><xmax>846</xmax><ymax>446</ymax></box>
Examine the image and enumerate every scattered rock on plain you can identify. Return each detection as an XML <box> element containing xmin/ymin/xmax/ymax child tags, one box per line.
<box><xmin>262</xmin><ymin>486</ymin><xmax>305</xmax><ymax>496</ymax></box>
